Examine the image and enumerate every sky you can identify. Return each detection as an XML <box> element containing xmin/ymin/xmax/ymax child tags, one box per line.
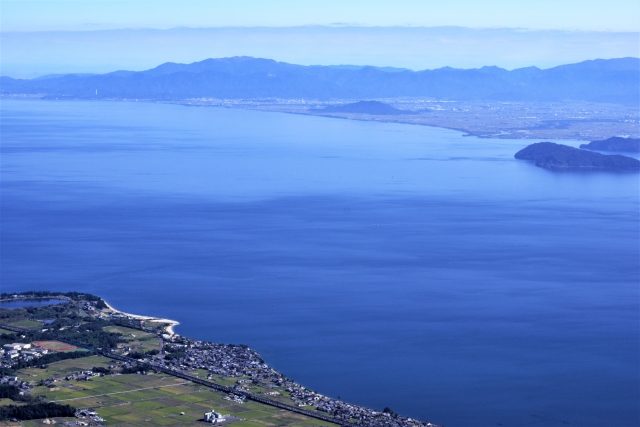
<box><xmin>3</xmin><ymin>0</ymin><xmax>640</xmax><ymax>32</ymax></box>
<box><xmin>1</xmin><ymin>1</ymin><xmax>639</xmax><ymax>77</ymax></box>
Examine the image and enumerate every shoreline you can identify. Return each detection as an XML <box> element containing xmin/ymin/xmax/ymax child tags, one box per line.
<box><xmin>3</xmin><ymin>95</ymin><xmax>636</xmax><ymax>142</ymax></box>
<box><xmin>101</xmin><ymin>299</ymin><xmax>179</xmax><ymax>335</ymax></box>
<box><xmin>162</xmin><ymin>99</ymin><xmax>640</xmax><ymax>142</ymax></box>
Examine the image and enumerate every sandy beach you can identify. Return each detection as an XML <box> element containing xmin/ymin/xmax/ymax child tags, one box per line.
<box><xmin>102</xmin><ymin>299</ymin><xmax>179</xmax><ymax>335</ymax></box>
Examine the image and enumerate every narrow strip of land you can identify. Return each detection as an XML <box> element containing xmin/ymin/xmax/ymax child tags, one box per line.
<box><xmin>102</xmin><ymin>299</ymin><xmax>180</xmax><ymax>335</ymax></box>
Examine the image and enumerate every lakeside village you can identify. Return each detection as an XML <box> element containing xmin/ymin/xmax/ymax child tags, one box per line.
<box><xmin>1</xmin><ymin>292</ymin><xmax>440</xmax><ymax>427</ymax></box>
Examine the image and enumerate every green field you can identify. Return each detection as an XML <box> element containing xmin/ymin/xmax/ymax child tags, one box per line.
<box><xmin>103</xmin><ymin>325</ymin><xmax>160</xmax><ymax>353</ymax></box>
<box><xmin>204</xmin><ymin>374</ymin><xmax>306</xmax><ymax>407</ymax></box>
<box><xmin>3</xmin><ymin>319</ymin><xmax>42</xmax><ymax>330</ymax></box>
<box><xmin>145</xmin><ymin>320</ymin><xmax>172</xmax><ymax>331</ymax></box>
<box><xmin>9</xmin><ymin>357</ymin><xmax>338</xmax><ymax>427</ymax></box>
<box><xmin>16</xmin><ymin>355</ymin><xmax>114</xmax><ymax>382</ymax></box>
<box><xmin>16</xmin><ymin>418</ymin><xmax>78</xmax><ymax>427</ymax></box>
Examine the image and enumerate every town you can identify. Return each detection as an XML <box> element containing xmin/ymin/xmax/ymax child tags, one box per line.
<box><xmin>140</xmin><ymin>335</ymin><xmax>437</xmax><ymax>427</ymax></box>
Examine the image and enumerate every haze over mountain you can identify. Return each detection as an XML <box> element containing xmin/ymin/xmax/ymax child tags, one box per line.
<box><xmin>3</xmin><ymin>26</ymin><xmax>638</xmax><ymax>78</ymax></box>
<box><xmin>2</xmin><ymin>56</ymin><xmax>638</xmax><ymax>105</ymax></box>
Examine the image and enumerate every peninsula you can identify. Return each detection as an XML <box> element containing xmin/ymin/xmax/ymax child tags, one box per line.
<box><xmin>514</xmin><ymin>142</ymin><xmax>640</xmax><ymax>170</ymax></box>
<box><xmin>0</xmin><ymin>291</ymin><xmax>439</xmax><ymax>427</ymax></box>
<box><xmin>579</xmin><ymin>136</ymin><xmax>640</xmax><ymax>152</ymax></box>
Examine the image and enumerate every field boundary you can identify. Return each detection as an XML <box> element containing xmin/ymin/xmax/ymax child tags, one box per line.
<box><xmin>101</xmin><ymin>351</ymin><xmax>350</xmax><ymax>426</ymax></box>
<box><xmin>51</xmin><ymin>381</ymin><xmax>190</xmax><ymax>402</ymax></box>
<box><xmin>33</xmin><ymin>340</ymin><xmax>77</xmax><ymax>352</ymax></box>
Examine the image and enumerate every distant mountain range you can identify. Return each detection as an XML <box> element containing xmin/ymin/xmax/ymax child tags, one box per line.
<box><xmin>1</xmin><ymin>56</ymin><xmax>638</xmax><ymax>105</ymax></box>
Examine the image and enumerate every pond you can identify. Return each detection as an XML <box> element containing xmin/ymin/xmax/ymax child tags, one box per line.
<box><xmin>0</xmin><ymin>299</ymin><xmax>68</xmax><ymax>309</ymax></box>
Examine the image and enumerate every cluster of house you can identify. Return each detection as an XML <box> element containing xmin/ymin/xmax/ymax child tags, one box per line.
<box><xmin>81</xmin><ymin>301</ymin><xmax>98</xmax><ymax>312</ymax></box>
<box><xmin>286</xmin><ymin>384</ymin><xmax>323</xmax><ymax>406</ymax></box>
<box><xmin>36</xmin><ymin>369</ymin><xmax>105</xmax><ymax>391</ymax></box>
<box><xmin>223</xmin><ymin>393</ymin><xmax>246</xmax><ymax>404</ymax></box>
<box><xmin>1</xmin><ymin>342</ymin><xmax>49</xmax><ymax>361</ymax></box>
<box><xmin>281</xmin><ymin>381</ymin><xmax>439</xmax><ymax>426</ymax></box>
<box><xmin>315</xmin><ymin>400</ymin><xmax>438</xmax><ymax>427</ymax></box>
<box><xmin>0</xmin><ymin>375</ymin><xmax>30</xmax><ymax>390</ymax></box>
<box><xmin>157</xmin><ymin>339</ymin><xmax>270</xmax><ymax>379</ymax></box>
<box><xmin>65</xmin><ymin>370</ymin><xmax>105</xmax><ymax>382</ymax></box>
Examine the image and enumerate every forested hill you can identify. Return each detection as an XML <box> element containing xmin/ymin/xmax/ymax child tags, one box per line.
<box><xmin>515</xmin><ymin>142</ymin><xmax>640</xmax><ymax>170</ymax></box>
<box><xmin>2</xmin><ymin>56</ymin><xmax>638</xmax><ymax>105</ymax></box>
<box><xmin>580</xmin><ymin>137</ymin><xmax>640</xmax><ymax>152</ymax></box>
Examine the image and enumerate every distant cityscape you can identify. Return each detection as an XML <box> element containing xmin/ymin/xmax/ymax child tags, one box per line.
<box><xmin>170</xmin><ymin>97</ymin><xmax>639</xmax><ymax>141</ymax></box>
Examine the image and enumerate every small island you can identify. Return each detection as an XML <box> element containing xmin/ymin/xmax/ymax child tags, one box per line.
<box><xmin>317</xmin><ymin>100</ymin><xmax>417</xmax><ymax>115</ymax></box>
<box><xmin>514</xmin><ymin>142</ymin><xmax>640</xmax><ymax>170</ymax></box>
<box><xmin>579</xmin><ymin>136</ymin><xmax>640</xmax><ymax>153</ymax></box>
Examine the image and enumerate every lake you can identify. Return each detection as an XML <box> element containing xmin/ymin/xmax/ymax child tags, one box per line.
<box><xmin>1</xmin><ymin>99</ymin><xmax>638</xmax><ymax>427</ymax></box>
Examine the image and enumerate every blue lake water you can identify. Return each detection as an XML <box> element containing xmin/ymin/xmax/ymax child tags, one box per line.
<box><xmin>0</xmin><ymin>299</ymin><xmax>68</xmax><ymax>309</ymax></box>
<box><xmin>1</xmin><ymin>99</ymin><xmax>638</xmax><ymax>426</ymax></box>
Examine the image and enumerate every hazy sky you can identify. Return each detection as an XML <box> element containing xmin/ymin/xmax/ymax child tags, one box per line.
<box><xmin>3</xmin><ymin>0</ymin><xmax>640</xmax><ymax>32</ymax></box>
<box><xmin>1</xmin><ymin>1</ymin><xmax>639</xmax><ymax>77</ymax></box>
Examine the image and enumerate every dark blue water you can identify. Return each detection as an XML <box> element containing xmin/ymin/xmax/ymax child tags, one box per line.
<box><xmin>1</xmin><ymin>99</ymin><xmax>638</xmax><ymax>427</ymax></box>
<box><xmin>0</xmin><ymin>299</ymin><xmax>68</xmax><ymax>308</ymax></box>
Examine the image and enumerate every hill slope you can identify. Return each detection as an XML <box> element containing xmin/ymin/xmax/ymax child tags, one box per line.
<box><xmin>514</xmin><ymin>142</ymin><xmax>640</xmax><ymax>170</ymax></box>
<box><xmin>319</xmin><ymin>101</ymin><xmax>415</xmax><ymax>115</ymax></box>
<box><xmin>579</xmin><ymin>137</ymin><xmax>640</xmax><ymax>153</ymax></box>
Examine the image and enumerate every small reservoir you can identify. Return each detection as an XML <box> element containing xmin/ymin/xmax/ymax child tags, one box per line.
<box><xmin>0</xmin><ymin>299</ymin><xmax>68</xmax><ymax>309</ymax></box>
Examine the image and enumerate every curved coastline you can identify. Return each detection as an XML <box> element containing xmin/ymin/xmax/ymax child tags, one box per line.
<box><xmin>102</xmin><ymin>299</ymin><xmax>180</xmax><ymax>335</ymax></box>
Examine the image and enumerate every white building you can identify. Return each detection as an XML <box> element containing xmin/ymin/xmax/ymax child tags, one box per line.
<box><xmin>3</xmin><ymin>343</ymin><xmax>31</xmax><ymax>351</ymax></box>
<box><xmin>203</xmin><ymin>408</ymin><xmax>226</xmax><ymax>424</ymax></box>
<box><xmin>3</xmin><ymin>344</ymin><xmax>21</xmax><ymax>351</ymax></box>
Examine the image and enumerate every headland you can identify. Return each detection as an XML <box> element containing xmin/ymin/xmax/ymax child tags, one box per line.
<box><xmin>101</xmin><ymin>299</ymin><xmax>180</xmax><ymax>335</ymax></box>
<box><xmin>514</xmin><ymin>142</ymin><xmax>640</xmax><ymax>170</ymax></box>
<box><xmin>579</xmin><ymin>136</ymin><xmax>640</xmax><ymax>152</ymax></box>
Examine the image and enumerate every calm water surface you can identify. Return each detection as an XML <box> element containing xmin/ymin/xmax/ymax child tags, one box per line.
<box><xmin>0</xmin><ymin>299</ymin><xmax>68</xmax><ymax>309</ymax></box>
<box><xmin>1</xmin><ymin>99</ymin><xmax>638</xmax><ymax>427</ymax></box>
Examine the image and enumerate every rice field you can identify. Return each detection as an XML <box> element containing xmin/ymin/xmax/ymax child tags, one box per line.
<box><xmin>11</xmin><ymin>357</ymin><xmax>338</xmax><ymax>426</ymax></box>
